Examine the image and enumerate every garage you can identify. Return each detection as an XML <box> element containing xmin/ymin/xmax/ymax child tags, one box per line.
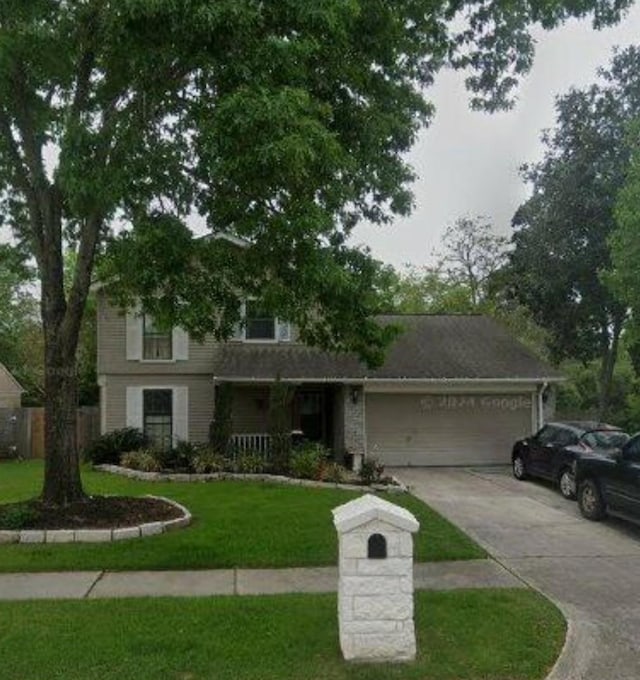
<box><xmin>366</xmin><ymin>391</ymin><xmax>535</xmax><ymax>466</ymax></box>
<box><xmin>208</xmin><ymin>313</ymin><xmax>562</xmax><ymax>469</ymax></box>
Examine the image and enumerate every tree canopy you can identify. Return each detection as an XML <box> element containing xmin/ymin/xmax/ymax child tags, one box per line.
<box><xmin>0</xmin><ymin>0</ymin><xmax>632</xmax><ymax>503</ymax></box>
<box><xmin>507</xmin><ymin>46</ymin><xmax>640</xmax><ymax>415</ymax></box>
<box><xmin>388</xmin><ymin>215</ymin><xmax>509</xmax><ymax>313</ymax></box>
<box><xmin>0</xmin><ymin>242</ymin><xmax>42</xmax><ymax>400</ymax></box>
<box><xmin>608</xmin><ymin>118</ymin><xmax>640</xmax><ymax>371</ymax></box>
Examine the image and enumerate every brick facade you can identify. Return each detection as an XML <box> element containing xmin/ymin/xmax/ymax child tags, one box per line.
<box><xmin>343</xmin><ymin>386</ymin><xmax>366</xmax><ymax>468</ymax></box>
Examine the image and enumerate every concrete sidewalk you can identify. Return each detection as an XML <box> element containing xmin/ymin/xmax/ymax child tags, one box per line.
<box><xmin>0</xmin><ymin>559</ymin><xmax>522</xmax><ymax>600</ymax></box>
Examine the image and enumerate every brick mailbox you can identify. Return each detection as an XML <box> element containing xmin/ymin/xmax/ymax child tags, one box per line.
<box><xmin>332</xmin><ymin>493</ymin><xmax>420</xmax><ymax>662</ymax></box>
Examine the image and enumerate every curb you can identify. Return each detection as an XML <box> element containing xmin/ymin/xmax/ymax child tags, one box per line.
<box><xmin>94</xmin><ymin>464</ymin><xmax>408</xmax><ymax>494</ymax></box>
<box><xmin>544</xmin><ymin>607</ymin><xmax>601</xmax><ymax>680</ymax></box>
<box><xmin>0</xmin><ymin>496</ymin><xmax>191</xmax><ymax>545</ymax></box>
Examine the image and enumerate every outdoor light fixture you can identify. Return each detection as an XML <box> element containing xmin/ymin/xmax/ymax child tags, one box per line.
<box><xmin>350</xmin><ymin>387</ymin><xmax>361</xmax><ymax>404</ymax></box>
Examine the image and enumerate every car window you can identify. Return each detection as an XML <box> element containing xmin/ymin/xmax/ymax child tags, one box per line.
<box><xmin>582</xmin><ymin>430</ymin><xmax>629</xmax><ymax>450</ymax></box>
<box><xmin>535</xmin><ymin>426</ymin><xmax>556</xmax><ymax>445</ymax></box>
<box><xmin>554</xmin><ymin>428</ymin><xmax>579</xmax><ymax>447</ymax></box>
<box><xmin>623</xmin><ymin>435</ymin><xmax>640</xmax><ymax>461</ymax></box>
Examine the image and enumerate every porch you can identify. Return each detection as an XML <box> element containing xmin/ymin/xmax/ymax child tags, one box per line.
<box><xmin>217</xmin><ymin>382</ymin><xmax>365</xmax><ymax>466</ymax></box>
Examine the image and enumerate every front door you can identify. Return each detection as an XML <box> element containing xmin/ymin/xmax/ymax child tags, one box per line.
<box><xmin>297</xmin><ymin>390</ymin><xmax>324</xmax><ymax>442</ymax></box>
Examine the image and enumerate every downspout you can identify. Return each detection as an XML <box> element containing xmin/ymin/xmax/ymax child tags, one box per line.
<box><xmin>538</xmin><ymin>381</ymin><xmax>549</xmax><ymax>430</ymax></box>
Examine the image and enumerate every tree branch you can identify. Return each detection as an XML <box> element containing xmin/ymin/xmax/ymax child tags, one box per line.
<box><xmin>62</xmin><ymin>212</ymin><xmax>103</xmax><ymax>353</ymax></box>
<box><xmin>8</xmin><ymin>64</ymin><xmax>49</xmax><ymax>199</ymax></box>
<box><xmin>0</xmin><ymin>108</ymin><xmax>46</xmax><ymax>267</ymax></box>
<box><xmin>69</xmin><ymin>48</ymin><xmax>96</xmax><ymax>128</ymax></box>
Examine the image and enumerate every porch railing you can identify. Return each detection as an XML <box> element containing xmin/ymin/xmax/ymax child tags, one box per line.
<box><xmin>231</xmin><ymin>433</ymin><xmax>272</xmax><ymax>458</ymax></box>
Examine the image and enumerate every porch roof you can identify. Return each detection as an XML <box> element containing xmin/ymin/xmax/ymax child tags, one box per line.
<box><xmin>212</xmin><ymin>314</ymin><xmax>562</xmax><ymax>383</ymax></box>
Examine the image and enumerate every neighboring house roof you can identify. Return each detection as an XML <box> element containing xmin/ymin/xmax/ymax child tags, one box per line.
<box><xmin>0</xmin><ymin>362</ymin><xmax>24</xmax><ymax>394</ymax></box>
<box><xmin>212</xmin><ymin>314</ymin><xmax>563</xmax><ymax>382</ymax></box>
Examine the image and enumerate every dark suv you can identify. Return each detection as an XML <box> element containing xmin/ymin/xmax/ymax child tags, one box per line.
<box><xmin>512</xmin><ymin>421</ymin><xmax>629</xmax><ymax>499</ymax></box>
<box><xmin>576</xmin><ymin>433</ymin><xmax>640</xmax><ymax>525</ymax></box>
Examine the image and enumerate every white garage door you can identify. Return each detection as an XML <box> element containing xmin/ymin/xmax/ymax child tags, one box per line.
<box><xmin>366</xmin><ymin>393</ymin><xmax>534</xmax><ymax>466</ymax></box>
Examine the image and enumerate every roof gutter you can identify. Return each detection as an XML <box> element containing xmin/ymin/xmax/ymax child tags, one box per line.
<box><xmin>211</xmin><ymin>376</ymin><xmax>566</xmax><ymax>384</ymax></box>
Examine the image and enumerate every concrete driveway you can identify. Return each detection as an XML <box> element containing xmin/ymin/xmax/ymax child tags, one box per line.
<box><xmin>393</xmin><ymin>466</ymin><xmax>640</xmax><ymax>680</ymax></box>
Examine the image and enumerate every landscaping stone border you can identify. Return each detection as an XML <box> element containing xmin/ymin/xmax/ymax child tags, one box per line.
<box><xmin>0</xmin><ymin>495</ymin><xmax>191</xmax><ymax>545</ymax></box>
<box><xmin>94</xmin><ymin>464</ymin><xmax>408</xmax><ymax>494</ymax></box>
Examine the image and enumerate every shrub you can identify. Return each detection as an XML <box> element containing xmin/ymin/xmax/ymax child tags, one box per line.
<box><xmin>359</xmin><ymin>457</ymin><xmax>385</xmax><ymax>485</ymax></box>
<box><xmin>84</xmin><ymin>428</ymin><xmax>148</xmax><ymax>465</ymax></box>
<box><xmin>192</xmin><ymin>448</ymin><xmax>226</xmax><ymax>474</ymax></box>
<box><xmin>153</xmin><ymin>440</ymin><xmax>199</xmax><ymax>471</ymax></box>
<box><xmin>289</xmin><ymin>443</ymin><xmax>330</xmax><ymax>480</ymax></box>
<box><xmin>236</xmin><ymin>452</ymin><xmax>267</xmax><ymax>474</ymax></box>
<box><xmin>120</xmin><ymin>450</ymin><xmax>162</xmax><ymax>473</ymax></box>
<box><xmin>324</xmin><ymin>462</ymin><xmax>347</xmax><ymax>484</ymax></box>
<box><xmin>0</xmin><ymin>504</ymin><xmax>38</xmax><ymax>530</ymax></box>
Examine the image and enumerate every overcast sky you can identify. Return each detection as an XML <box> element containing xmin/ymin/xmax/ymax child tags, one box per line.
<box><xmin>352</xmin><ymin>2</ymin><xmax>640</xmax><ymax>268</ymax></box>
<box><xmin>2</xmin><ymin>6</ymin><xmax>638</xmax><ymax>265</ymax></box>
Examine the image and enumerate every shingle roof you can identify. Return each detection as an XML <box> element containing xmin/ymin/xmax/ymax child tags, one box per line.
<box><xmin>212</xmin><ymin>315</ymin><xmax>562</xmax><ymax>382</ymax></box>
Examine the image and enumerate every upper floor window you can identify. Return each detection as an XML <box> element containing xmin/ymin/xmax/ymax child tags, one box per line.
<box><xmin>143</xmin><ymin>315</ymin><xmax>172</xmax><ymax>360</ymax></box>
<box><xmin>245</xmin><ymin>302</ymin><xmax>276</xmax><ymax>341</ymax></box>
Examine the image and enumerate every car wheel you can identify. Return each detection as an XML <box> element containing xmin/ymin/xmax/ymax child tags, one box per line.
<box><xmin>578</xmin><ymin>479</ymin><xmax>607</xmax><ymax>521</ymax></box>
<box><xmin>512</xmin><ymin>454</ymin><xmax>527</xmax><ymax>480</ymax></box>
<box><xmin>558</xmin><ymin>468</ymin><xmax>576</xmax><ymax>500</ymax></box>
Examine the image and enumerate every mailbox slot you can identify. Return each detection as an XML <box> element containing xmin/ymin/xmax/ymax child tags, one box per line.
<box><xmin>367</xmin><ymin>533</ymin><xmax>387</xmax><ymax>559</ymax></box>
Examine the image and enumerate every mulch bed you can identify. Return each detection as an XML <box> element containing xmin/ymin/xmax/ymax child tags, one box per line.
<box><xmin>0</xmin><ymin>496</ymin><xmax>183</xmax><ymax>530</ymax></box>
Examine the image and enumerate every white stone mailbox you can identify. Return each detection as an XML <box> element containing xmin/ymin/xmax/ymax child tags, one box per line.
<box><xmin>332</xmin><ymin>493</ymin><xmax>420</xmax><ymax>662</ymax></box>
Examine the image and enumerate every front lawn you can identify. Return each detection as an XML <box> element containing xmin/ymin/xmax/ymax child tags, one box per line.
<box><xmin>0</xmin><ymin>590</ymin><xmax>564</xmax><ymax>680</ymax></box>
<box><xmin>0</xmin><ymin>462</ymin><xmax>484</xmax><ymax>571</ymax></box>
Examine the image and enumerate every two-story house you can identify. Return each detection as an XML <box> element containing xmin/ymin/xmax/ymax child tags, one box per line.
<box><xmin>97</xmin><ymin>294</ymin><xmax>562</xmax><ymax>468</ymax></box>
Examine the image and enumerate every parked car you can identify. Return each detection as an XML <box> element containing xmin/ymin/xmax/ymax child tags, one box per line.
<box><xmin>576</xmin><ymin>433</ymin><xmax>640</xmax><ymax>525</ymax></box>
<box><xmin>511</xmin><ymin>421</ymin><xmax>629</xmax><ymax>499</ymax></box>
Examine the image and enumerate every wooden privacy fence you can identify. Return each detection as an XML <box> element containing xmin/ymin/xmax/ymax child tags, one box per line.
<box><xmin>0</xmin><ymin>406</ymin><xmax>100</xmax><ymax>460</ymax></box>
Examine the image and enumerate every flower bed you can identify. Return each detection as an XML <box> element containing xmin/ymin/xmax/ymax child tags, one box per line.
<box><xmin>94</xmin><ymin>464</ymin><xmax>408</xmax><ymax>493</ymax></box>
<box><xmin>85</xmin><ymin>429</ymin><xmax>397</xmax><ymax>488</ymax></box>
<box><xmin>0</xmin><ymin>495</ymin><xmax>191</xmax><ymax>544</ymax></box>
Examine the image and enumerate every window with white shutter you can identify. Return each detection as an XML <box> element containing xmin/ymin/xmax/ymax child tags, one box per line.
<box><xmin>126</xmin><ymin>313</ymin><xmax>143</xmax><ymax>361</ymax></box>
<box><xmin>143</xmin><ymin>315</ymin><xmax>172</xmax><ymax>360</ymax></box>
<box><xmin>126</xmin><ymin>386</ymin><xmax>144</xmax><ymax>430</ymax></box>
<box><xmin>172</xmin><ymin>328</ymin><xmax>189</xmax><ymax>360</ymax></box>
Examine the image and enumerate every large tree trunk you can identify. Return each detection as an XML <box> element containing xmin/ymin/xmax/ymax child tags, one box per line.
<box><xmin>597</xmin><ymin>315</ymin><xmax>623</xmax><ymax>421</ymax></box>
<box><xmin>38</xmin><ymin>195</ymin><xmax>92</xmax><ymax>506</ymax></box>
<box><xmin>41</xmin><ymin>340</ymin><xmax>84</xmax><ymax>505</ymax></box>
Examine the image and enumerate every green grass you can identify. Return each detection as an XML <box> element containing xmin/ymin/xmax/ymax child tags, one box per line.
<box><xmin>0</xmin><ymin>461</ymin><xmax>484</xmax><ymax>571</ymax></box>
<box><xmin>0</xmin><ymin>590</ymin><xmax>564</xmax><ymax>680</ymax></box>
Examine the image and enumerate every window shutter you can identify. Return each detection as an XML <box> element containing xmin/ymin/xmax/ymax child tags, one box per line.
<box><xmin>231</xmin><ymin>302</ymin><xmax>245</xmax><ymax>341</ymax></box>
<box><xmin>172</xmin><ymin>386</ymin><xmax>189</xmax><ymax>443</ymax></box>
<box><xmin>126</xmin><ymin>387</ymin><xmax>143</xmax><ymax>431</ymax></box>
<box><xmin>173</xmin><ymin>328</ymin><xmax>189</xmax><ymax>360</ymax></box>
<box><xmin>231</xmin><ymin>322</ymin><xmax>244</xmax><ymax>341</ymax></box>
<box><xmin>126</xmin><ymin>311</ymin><xmax>142</xmax><ymax>361</ymax></box>
<box><xmin>277</xmin><ymin>321</ymin><xmax>292</xmax><ymax>342</ymax></box>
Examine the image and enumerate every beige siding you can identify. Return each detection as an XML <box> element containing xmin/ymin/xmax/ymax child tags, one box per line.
<box><xmin>0</xmin><ymin>364</ymin><xmax>22</xmax><ymax>407</ymax></box>
<box><xmin>0</xmin><ymin>393</ymin><xmax>21</xmax><ymax>408</ymax></box>
<box><xmin>104</xmin><ymin>375</ymin><xmax>213</xmax><ymax>443</ymax></box>
<box><xmin>97</xmin><ymin>294</ymin><xmax>218</xmax><ymax>375</ymax></box>
<box><xmin>366</xmin><ymin>392</ymin><xmax>535</xmax><ymax>466</ymax></box>
<box><xmin>231</xmin><ymin>386</ymin><xmax>270</xmax><ymax>433</ymax></box>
